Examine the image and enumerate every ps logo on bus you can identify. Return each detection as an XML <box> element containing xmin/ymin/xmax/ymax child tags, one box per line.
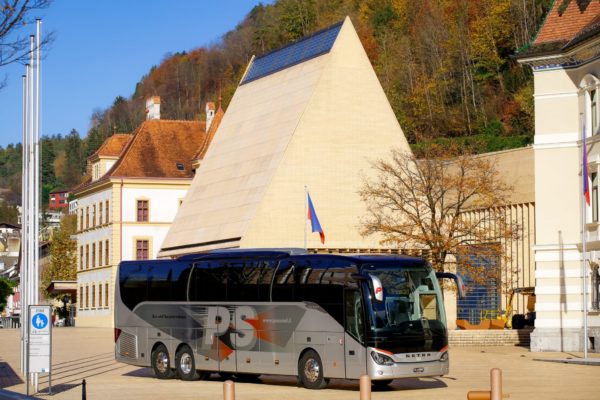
<box><xmin>205</xmin><ymin>306</ymin><xmax>258</xmax><ymax>349</ymax></box>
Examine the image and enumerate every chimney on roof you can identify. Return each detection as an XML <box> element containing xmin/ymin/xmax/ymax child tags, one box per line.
<box><xmin>206</xmin><ymin>102</ymin><xmax>215</xmax><ymax>131</ymax></box>
<box><xmin>146</xmin><ymin>96</ymin><xmax>160</xmax><ymax>120</ymax></box>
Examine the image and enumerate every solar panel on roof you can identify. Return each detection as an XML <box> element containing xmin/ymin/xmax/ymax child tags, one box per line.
<box><xmin>241</xmin><ymin>21</ymin><xmax>343</xmax><ymax>85</ymax></box>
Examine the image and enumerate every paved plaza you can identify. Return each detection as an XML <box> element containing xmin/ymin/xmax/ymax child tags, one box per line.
<box><xmin>0</xmin><ymin>327</ymin><xmax>598</xmax><ymax>400</ymax></box>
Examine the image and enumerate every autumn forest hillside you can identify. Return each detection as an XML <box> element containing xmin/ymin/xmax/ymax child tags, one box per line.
<box><xmin>0</xmin><ymin>0</ymin><xmax>552</xmax><ymax>210</ymax></box>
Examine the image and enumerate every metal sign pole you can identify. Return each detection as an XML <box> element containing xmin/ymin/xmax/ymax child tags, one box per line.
<box><xmin>28</xmin><ymin>305</ymin><xmax>52</xmax><ymax>395</ymax></box>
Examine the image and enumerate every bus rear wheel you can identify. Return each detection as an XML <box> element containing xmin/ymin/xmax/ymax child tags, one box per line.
<box><xmin>175</xmin><ymin>345</ymin><xmax>199</xmax><ymax>381</ymax></box>
<box><xmin>299</xmin><ymin>350</ymin><xmax>328</xmax><ymax>389</ymax></box>
<box><xmin>152</xmin><ymin>344</ymin><xmax>175</xmax><ymax>379</ymax></box>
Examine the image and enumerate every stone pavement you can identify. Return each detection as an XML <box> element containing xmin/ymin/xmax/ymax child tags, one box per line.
<box><xmin>0</xmin><ymin>327</ymin><xmax>598</xmax><ymax>400</ymax></box>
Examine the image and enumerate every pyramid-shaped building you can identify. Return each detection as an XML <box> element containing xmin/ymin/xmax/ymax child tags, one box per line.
<box><xmin>160</xmin><ymin>17</ymin><xmax>411</xmax><ymax>257</ymax></box>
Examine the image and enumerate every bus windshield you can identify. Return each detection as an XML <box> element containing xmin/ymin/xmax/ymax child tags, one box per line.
<box><xmin>361</xmin><ymin>265</ymin><xmax>447</xmax><ymax>354</ymax></box>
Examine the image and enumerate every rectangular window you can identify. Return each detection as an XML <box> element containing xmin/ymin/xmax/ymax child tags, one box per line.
<box><xmin>85</xmin><ymin>285</ymin><xmax>89</xmax><ymax>309</ymax></box>
<box><xmin>92</xmin><ymin>204</ymin><xmax>96</xmax><ymax>227</ymax></box>
<box><xmin>98</xmin><ymin>241</ymin><xmax>103</xmax><ymax>266</ymax></box>
<box><xmin>105</xmin><ymin>240</ymin><xmax>109</xmax><ymax>266</ymax></box>
<box><xmin>592</xmin><ymin>89</ymin><xmax>598</xmax><ymax>134</ymax></box>
<box><xmin>593</xmin><ymin>172</ymin><xmax>598</xmax><ymax>222</ymax></box>
<box><xmin>136</xmin><ymin>240</ymin><xmax>149</xmax><ymax>260</ymax></box>
<box><xmin>86</xmin><ymin>206</ymin><xmax>89</xmax><ymax>229</ymax></box>
<box><xmin>105</xmin><ymin>200</ymin><xmax>109</xmax><ymax>223</ymax></box>
<box><xmin>79</xmin><ymin>246</ymin><xmax>83</xmax><ymax>270</ymax></box>
<box><xmin>79</xmin><ymin>210</ymin><xmax>83</xmax><ymax>231</ymax></box>
<box><xmin>92</xmin><ymin>243</ymin><xmax>96</xmax><ymax>268</ymax></box>
<box><xmin>99</xmin><ymin>202</ymin><xmax>103</xmax><ymax>225</ymax></box>
<box><xmin>92</xmin><ymin>284</ymin><xmax>96</xmax><ymax>308</ymax></box>
<box><xmin>105</xmin><ymin>282</ymin><xmax>110</xmax><ymax>309</ymax></box>
<box><xmin>137</xmin><ymin>200</ymin><xmax>149</xmax><ymax>222</ymax></box>
<box><xmin>99</xmin><ymin>283</ymin><xmax>103</xmax><ymax>307</ymax></box>
<box><xmin>79</xmin><ymin>286</ymin><xmax>83</xmax><ymax>310</ymax></box>
<box><xmin>85</xmin><ymin>244</ymin><xmax>89</xmax><ymax>269</ymax></box>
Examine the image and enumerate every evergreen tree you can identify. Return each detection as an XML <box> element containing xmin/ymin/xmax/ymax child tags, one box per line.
<box><xmin>63</xmin><ymin>129</ymin><xmax>84</xmax><ymax>188</ymax></box>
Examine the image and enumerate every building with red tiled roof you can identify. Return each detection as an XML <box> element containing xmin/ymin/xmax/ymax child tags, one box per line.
<box><xmin>72</xmin><ymin>98</ymin><xmax>221</xmax><ymax>327</ymax></box>
<box><xmin>517</xmin><ymin>0</ymin><xmax>600</xmax><ymax>66</ymax></box>
<box><xmin>517</xmin><ymin>0</ymin><xmax>600</xmax><ymax>353</ymax></box>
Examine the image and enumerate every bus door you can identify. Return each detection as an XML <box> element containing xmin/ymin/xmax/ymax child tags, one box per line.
<box><xmin>216</xmin><ymin>306</ymin><xmax>237</xmax><ymax>373</ymax></box>
<box><xmin>189</xmin><ymin>262</ymin><xmax>236</xmax><ymax>373</ymax></box>
<box><xmin>343</xmin><ymin>288</ymin><xmax>367</xmax><ymax>379</ymax></box>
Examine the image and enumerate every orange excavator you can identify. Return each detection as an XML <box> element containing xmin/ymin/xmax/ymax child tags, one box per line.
<box><xmin>456</xmin><ymin>287</ymin><xmax>535</xmax><ymax>330</ymax></box>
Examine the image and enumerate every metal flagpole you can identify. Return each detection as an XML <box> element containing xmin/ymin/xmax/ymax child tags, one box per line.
<box><xmin>35</xmin><ymin>20</ymin><xmax>41</xmax><ymax>307</ymax></box>
<box><xmin>304</xmin><ymin>186</ymin><xmax>308</xmax><ymax>250</ymax></box>
<box><xmin>20</xmin><ymin>72</ymin><xmax>27</xmax><ymax>375</ymax></box>
<box><xmin>28</xmin><ymin>34</ymin><xmax>35</xmax><ymax>391</ymax></box>
<box><xmin>581</xmin><ymin>113</ymin><xmax>589</xmax><ymax>359</ymax></box>
<box><xmin>34</xmin><ymin>20</ymin><xmax>41</xmax><ymax>392</ymax></box>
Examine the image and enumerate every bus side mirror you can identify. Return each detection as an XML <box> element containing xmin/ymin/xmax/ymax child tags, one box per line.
<box><xmin>435</xmin><ymin>272</ymin><xmax>466</xmax><ymax>300</ymax></box>
<box><xmin>350</xmin><ymin>273</ymin><xmax>384</xmax><ymax>302</ymax></box>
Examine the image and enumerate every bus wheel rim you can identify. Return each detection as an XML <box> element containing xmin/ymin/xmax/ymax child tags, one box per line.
<box><xmin>156</xmin><ymin>351</ymin><xmax>169</xmax><ymax>373</ymax></box>
<box><xmin>180</xmin><ymin>353</ymin><xmax>193</xmax><ymax>375</ymax></box>
<box><xmin>304</xmin><ymin>358</ymin><xmax>320</xmax><ymax>382</ymax></box>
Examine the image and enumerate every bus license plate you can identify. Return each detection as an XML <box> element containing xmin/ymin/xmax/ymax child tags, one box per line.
<box><xmin>413</xmin><ymin>367</ymin><xmax>424</xmax><ymax>373</ymax></box>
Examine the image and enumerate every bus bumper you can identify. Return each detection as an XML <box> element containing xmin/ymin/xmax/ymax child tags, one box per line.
<box><xmin>367</xmin><ymin>348</ymin><xmax>449</xmax><ymax>380</ymax></box>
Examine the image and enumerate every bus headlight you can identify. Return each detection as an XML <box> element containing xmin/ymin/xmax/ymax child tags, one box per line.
<box><xmin>440</xmin><ymin>351</ymin><xmax>449</xmax><ymax>362</ymax></box>
<box><xmin>370</xmin><ymin>351</ymin><xmax>394</xmax><ymax>366</ymax></box>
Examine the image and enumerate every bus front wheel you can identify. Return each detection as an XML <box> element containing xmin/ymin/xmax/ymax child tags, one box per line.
<box><xmin>298</xmin><ymin>350</ymin><xmax>328</xmax><ymax>389</ymax></box>
<box><xmin>175</xmin><ymin>345</ymin><xmax>199</xmax><ymax>381</ymax></box>
<box><xmin>152</xmin><ymin>344</ymin><xmax>175</xmax><ymax>379</ymax></box>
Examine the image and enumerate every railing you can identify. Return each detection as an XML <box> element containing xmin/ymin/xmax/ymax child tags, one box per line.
<box><xmin>0</xmin><ymin>316</ymin><xmax>21</xmax><ymax>328</ymax></box>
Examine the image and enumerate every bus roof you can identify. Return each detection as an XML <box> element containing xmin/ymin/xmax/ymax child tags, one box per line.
<box><xmin>175</xmin><ymin>249</ymin><xmax>426</xmax><ymax>266</ymax></box>
<box><xmin>176</xmin><ymin>248</ymin><xmax>308</xmax><ymax>261</ymax></box>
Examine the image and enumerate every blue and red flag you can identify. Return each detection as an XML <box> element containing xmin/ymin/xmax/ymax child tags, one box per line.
<box><xmin>307</xmin><ymin>192</ymin><xmax>325</xmax><ymax>244</ymax></box>
<box><xmin>584</xmin><ymin>129</ymin><xmax>590</xmax><ymax>206</ymax></box>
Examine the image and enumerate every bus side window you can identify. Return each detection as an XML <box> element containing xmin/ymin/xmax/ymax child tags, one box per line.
<box><xmin>228</xmin><ymin>260</ymin><xmax>264</xmax><ymax>301</ymax></box>
<box><xmin>271</xmin><ymin>260</ymin><xmax>296</xmax><ymax>301</ymax></box>
<box><xmin>344</xmin><ymin>289</ymin><xmax>364</xmax><ymax>344</ymax></box>
<box><xmin>171</xmin><ymin>263</ymin><xmax>192</xmax><ymax>302</ymax></box>
<box><xmin>189</xmin><ymin>261</ymin><xmax>225</xmax><ymax>302</ymax></box>
<box><xmin>120</xmin><ymin>263</ymin><xmax>148</xmax><ymax>310</ymax></box>
<box><xmin>147</xmin><ymin>265</ymin><xmax>172</xmax><ymax>302</ymax></box>
<box><xmin>257</xmin><ymin>261</ymin><xmax>276</xmax><ymax>301</ymax></box>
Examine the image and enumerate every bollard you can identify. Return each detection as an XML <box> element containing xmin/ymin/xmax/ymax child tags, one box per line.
<box><xmin>467</xmin><ymin>368</ymin><xmax>509</xmax><ymax>400</ymax></box>
<box><xmin>490</xmin><ymin>368</ymin><xmax>502</xmax><ymax>400</ymax></box>
<box><xmin>223</xmin><ymin>379</ymin><xmax>235</xmax><ymax>400</ymax></box>
<box><xmin>359</xmin><ymin>375</ymin><xmax>371</xmax><ymax>400</ymax></box>
<box><xmin>82</xmin><ymin>378</ymin><xmax>86</xmax><ymax>400</ymax></box>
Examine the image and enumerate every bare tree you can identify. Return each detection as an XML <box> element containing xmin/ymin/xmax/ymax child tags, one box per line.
<box><xmin>360</xmin><ymin>145</ymin><xmax>517</xmax><ymax>285</ymax></box>
<box><xmin>0</xmin><ymin>0</ymin><xmax>53</xmax><ymax>88</ymax></box>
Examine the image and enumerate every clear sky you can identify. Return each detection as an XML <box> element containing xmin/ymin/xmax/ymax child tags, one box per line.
<box><xmin>0</xmin><ymin>0</ymin><xmax>266</xmax><ymax>148</ymax></box>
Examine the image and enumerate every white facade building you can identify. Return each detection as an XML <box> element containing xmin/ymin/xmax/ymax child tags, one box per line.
<box><xmin>518</xmin><ymin>1</ymin><xmax>600</xmax><ymax>351</ymax></box>
<box><xmin>73</xmin><ymin>106</ymin><xmax>223</xmax><ymax>327</ymax></box>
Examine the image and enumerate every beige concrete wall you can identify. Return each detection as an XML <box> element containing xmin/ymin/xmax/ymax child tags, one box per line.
<box><xmin>242</xmin><ymin>18</ymin><xmax>410</xmax><ymax>249</ymax></box>
<box><xmin>535</xmin><ymin>147</ymin><xmax>580</xmax><ymax>244</ymax></box>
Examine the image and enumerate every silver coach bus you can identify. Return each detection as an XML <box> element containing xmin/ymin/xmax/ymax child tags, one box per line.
<box><xmin>114</xmin><ymin>249</ymin><xmax>464</xmax><ymax>389</ymax></box>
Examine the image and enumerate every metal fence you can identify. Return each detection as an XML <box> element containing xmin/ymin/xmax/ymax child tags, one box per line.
<box><xmin>0</xmin><ymin>316</ymin><xmax>21</xmax><ymax>328</ymax></box>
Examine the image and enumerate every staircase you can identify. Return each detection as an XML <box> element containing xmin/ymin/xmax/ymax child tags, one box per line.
<box><xmin>448</xmin><ymin>328</ymin><xmax>533</xmax><ymax>347</ymax></box>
